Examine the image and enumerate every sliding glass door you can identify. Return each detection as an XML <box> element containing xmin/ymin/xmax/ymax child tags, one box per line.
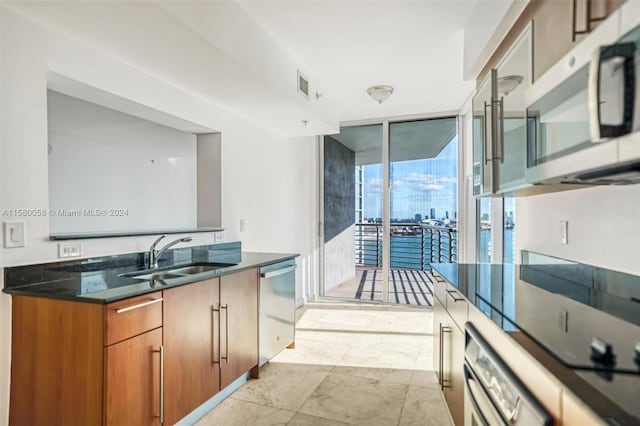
<box><xmin>387</xmin><ymin>119</ymin><xmax>458</xmax><ymax>305</ymax></box>
<box><xmin>321</xmin><ymin>117</ymin><xmax>458</xmax><ymax>306</ymax></box>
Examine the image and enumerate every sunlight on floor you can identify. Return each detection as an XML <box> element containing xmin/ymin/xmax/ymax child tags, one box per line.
<box><xmin>196</xmin><ymin>303</ymin><xmax>452</xmax><ymax>426</ymax></box>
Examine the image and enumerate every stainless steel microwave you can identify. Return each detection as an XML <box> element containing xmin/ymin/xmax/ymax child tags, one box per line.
<box><xmin>525</xmin><ymin>1</ymin><xmax>640</xmax><ymax>185</ymax></box>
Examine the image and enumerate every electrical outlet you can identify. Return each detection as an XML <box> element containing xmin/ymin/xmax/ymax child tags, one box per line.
<box><xmin>558</xmin><ymin>309</ymin><xmax>568</xmax><ymax>332</ymax></box>
<box><xmin>559</xmin><ymin>220</ymin><xmax>568</xmax><ymax>244</ymax></box>
<box><xmin>58</xmin><ymin>242</ymin><xmax>82</xmax><ymax>258</ymax></box>
<box><xmin>214</xmin><ymin>231</ymin><xmax>224</xmax><ymax>242</ymax></box>
<box><xmin>3</xmin><ymin>221</ymin><xmax>25</xmax><ymax>248</ymax></box>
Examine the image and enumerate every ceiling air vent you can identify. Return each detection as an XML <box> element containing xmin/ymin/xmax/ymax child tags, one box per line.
<box><xmin>297</xmin><ymin>70</ymin><xmax>309</xmax><ymax>99</ymax></box>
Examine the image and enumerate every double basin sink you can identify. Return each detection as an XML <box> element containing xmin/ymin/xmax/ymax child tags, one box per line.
<box><xmin>122</xmin><ymin>262</ymin><xmax>235</xmax><ymax>281</ymax></box>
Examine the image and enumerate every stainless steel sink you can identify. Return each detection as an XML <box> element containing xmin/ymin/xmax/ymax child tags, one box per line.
<box><xmin>124</xmin><ymin>262</ymin><xmax>235</xmax><ymax>281</ymax></box>
<box><xmin>131</xmin><ymin>272</ymin><xmax>185</xmax><ymax>281</ymax></box>
<box><xmin>167</xmin><ymin>265</ymin><xmax>222</xmax><ymax>275</ymax></box>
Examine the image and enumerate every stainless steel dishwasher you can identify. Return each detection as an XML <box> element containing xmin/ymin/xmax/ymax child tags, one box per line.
<box><xmin>259</xmin><ymin>259</ymin><xmax>296</xmax><ymax>366</ymax></box>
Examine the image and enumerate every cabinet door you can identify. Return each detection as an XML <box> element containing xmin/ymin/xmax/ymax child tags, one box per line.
<box><xmin>496</xmin><ymin>26</ymin><xmax>531</xmax><ymax>192</ymax></box>
<box><xmin>533</xmin><ymin>0</ymin><xmax>575</xmax><ymax>81</ymax></box>
<box><xmin>220</xmin><ymin>268</ymin><xmax>259</xmax><ymax>388</ymax></box>
<box><xmin>432</xmin><ymin>297</ymin><xmax>446</xmax><ymax>383</ymax></box>
<box><xmin>444</xmin><ymin>325</ymin><xmax>465</xmax><ymax>426</ymax></box>
<box><xmin>105</xmin><ymin>327</ymin><xmax>162</xmax><ymax>426</ymax></box>
<box><xmin>163</xmin><ymin>278</ymin><xmax>220</xmax><ymax>425</ymax></box>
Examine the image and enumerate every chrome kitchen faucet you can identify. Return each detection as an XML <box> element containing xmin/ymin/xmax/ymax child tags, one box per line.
<box><xmin>148</xmin><ymin>235</ymin><xmax>193</xmax><ymax>268</ymax></box>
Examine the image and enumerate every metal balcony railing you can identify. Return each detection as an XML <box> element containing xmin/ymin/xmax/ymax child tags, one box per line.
<box><xmin>354</xmin><ymin>223</ymin><xmax>457</xmax><ymax>270</ymax></box>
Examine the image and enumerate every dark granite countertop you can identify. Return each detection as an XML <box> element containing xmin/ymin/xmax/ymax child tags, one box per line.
<box><xmin>3</xmin><ymin>250</ymin><xmax>297</xmax><ymax>303</ymax></box>
<box><xmin>432</xmin><ymin>259</ymin><xmax>640</xmax><ymax>426</ymax></box>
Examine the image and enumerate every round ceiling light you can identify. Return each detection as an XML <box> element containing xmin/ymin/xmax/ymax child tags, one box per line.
<box><xmin>497</xmin><ymin>75</ymin><xmax>523</xmax><ymax>96</ymax></box>
<box><xmin>367</xmin><ymin>85</ymin><xmax>394</xmax><ymax>104</ymax></box>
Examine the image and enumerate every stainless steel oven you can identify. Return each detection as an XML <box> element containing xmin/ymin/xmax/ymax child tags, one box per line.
<box><xmin>464</xmin><ymin>323</ymin><xmax>553</xmax><ymax>426</ymax></box>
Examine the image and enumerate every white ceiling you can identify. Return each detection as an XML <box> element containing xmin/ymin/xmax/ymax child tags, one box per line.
<box><xmin>5</xmin><ymin>0</ymin><xmax>514</xmax><ymax>136</ymax></box>
<box><xmin>239</xmin><ymin>0</ymin><xmax>482</xmax><ymax>122</ymax></box>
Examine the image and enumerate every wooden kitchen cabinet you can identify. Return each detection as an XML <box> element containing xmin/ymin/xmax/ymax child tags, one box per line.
<box><xmin>9</xmin><ymin>292</ymin><xmax>163</xmax><ymax>426</ymax></box>
<box><xmin>162</xmin><ymin>269</ymin><xmax>259</xmax><ymax>423</ymax></box>
<box><xmin>9</xmin><ymin>269</ymin><xmax>260</xmax><ymax>426</ymax></box>
<box><xmin>163</xmin><ymin>278</ymin><xmax>221</xmax><ymax>426</ymax></box>
<box><xmin>105</xmin><ymin>328</ymin><xmax>163</xmax><ymax>426</ymax></box>
<box><xmin>532</xmin><ymin>0</ymin><xmax>623</xmax><ymax>81</ymax></box>
<box><xmin>220</xmin><ymin>268</ymin><xmax>259</xmax><ymax>388</ymax></box>
<box><xmin>9</xmin><ymin>296</ymin><xmax>104</xmax><ymax>426</ymax></box>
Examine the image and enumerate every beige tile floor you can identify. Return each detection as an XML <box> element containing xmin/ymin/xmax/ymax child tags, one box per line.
<box><xmin>196</xmin><ymin>303</ymin><xmax>452</xmax><ymax>426</ymax></box>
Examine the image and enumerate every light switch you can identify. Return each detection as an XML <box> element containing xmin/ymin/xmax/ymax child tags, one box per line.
<box><xmin>4</xmin><ymin>221</ymin><xmax>25</xmax><ymax>248</ymax></box>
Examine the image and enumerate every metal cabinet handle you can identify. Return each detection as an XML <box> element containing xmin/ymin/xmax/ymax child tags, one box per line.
<box><xmin>498</xmin><ymin>97</ymin><xmax>504</xmax><ymax>164</ymax></box>
<box><xmin>152</xmin><ymin>346</ymin><xmax>164</xmax><ymax>424</ymax></box>
<box><xmin>261</xmin><ymin>265</ymin><xmax>296</xmax><ymax>279</ymax></box>
<box><xmin>115</xmin><ymin>297</ymin><xmax>163</xmax><ymax>314</ymax></box>
<box><xmin>221</xmin><ymin>304</ymin><xmax>229</xmax><ymax>363</ymax></box>
<box><xmin>483</xmin><ymin>101</ymin><xmax>491</xmax><ymax>165</ymax></box>
<box><xmin>439</xmin><ymin>324</ymin><xmax>452</xmax><ymax>390</ymax></box>
<box><xmin>446</xmin><ymin>289</ymin><xmax>465</xmax><ymax>302</ymax></box>
<box><xmin>212</xmin><ymin>305</ymin><xmax>220</xmax><ymax>365</ymax></box>
<box><xmin>572</xmin><ymin>0</ymin><xmax>608</xmax><ymax>42</ymax></box>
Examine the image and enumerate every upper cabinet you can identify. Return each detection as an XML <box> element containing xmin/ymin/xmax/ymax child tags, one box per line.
<box><xmin>532</xmin><ymin>0</ymin><xmax>625</xmax><ymax>81</ymax></box>
<box><xmin>473</xmin><ymin>0</ymin><xmax>639</xmax><ymax>197</ymax></box>
<box><xmin>473</xmin><ymin>25</ymin><xmax>532</xmax><ymax>196</ymax></box>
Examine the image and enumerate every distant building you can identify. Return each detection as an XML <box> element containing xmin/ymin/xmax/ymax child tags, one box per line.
<box><xmin>430</xmin><ymin>208</ymin><xmax>436</xmax><ymax>219</ymax></box>
<box><xmin>414</xmin><ymin>213</ymin><xmax>422</xmax><ymax>222</ymax></box>
<box><xmin>445</xmin><ymin>211</ymin><xmax>449</xmax><ymax>219</ymax></box>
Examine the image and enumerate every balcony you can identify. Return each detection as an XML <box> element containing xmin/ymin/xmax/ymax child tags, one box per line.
<box><xmin>325</xmin><ymin>223</ymin><xmax>458</xmax><ymax>306</ymax></box>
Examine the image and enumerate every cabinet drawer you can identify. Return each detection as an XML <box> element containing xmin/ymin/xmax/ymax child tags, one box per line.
<box><xmin>105</xmin><ymin>291</ymin><xmax>163</xmax><ymax>346</ymax></box>
<box><xmin>444</xmin><ymin>285</ymin><xmax>468</xmax><ymax>331</ymax></box>
<box><xmin>431</xmin><ymin>271</ymin><xmax>448</xmax><ymax>305</ymax></box>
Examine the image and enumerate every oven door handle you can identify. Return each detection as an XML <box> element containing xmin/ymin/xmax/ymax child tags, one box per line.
<box><xmin>464</xmin><ymin>364</ymin><xmax>506</xmax><ymax>426</ymax></box>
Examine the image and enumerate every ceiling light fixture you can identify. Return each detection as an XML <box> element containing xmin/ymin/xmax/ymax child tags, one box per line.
<box><xmin>367</xmin><ymin>85</ymin><xmax>394</xmax><ymax>104</ymax></box>
<box><xmin>497</xmin><ymin>75</ymin><xmax>523</xmax><ymax>96</ymax></box>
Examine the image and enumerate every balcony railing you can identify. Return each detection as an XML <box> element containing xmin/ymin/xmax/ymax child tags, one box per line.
<box><xmin>354</xmin><ymin>223</ymin><xmax>457</xmax><ymax>270</ymax></box>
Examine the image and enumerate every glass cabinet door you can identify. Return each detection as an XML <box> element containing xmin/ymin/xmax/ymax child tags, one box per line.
<box><xmin>496</xmin><ymin>26</ymin><xmax>531</xmax><ymax>191</ymax></box>
<box><xmin>472</xmin><ymin>73</ymin><xmax>494</xmax><ymax>196</ymax></box>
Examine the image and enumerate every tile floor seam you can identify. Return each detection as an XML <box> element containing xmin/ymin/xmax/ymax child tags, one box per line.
<box><xmin>196</xmin><ymin>305</ymin><xmax>451</xmax><ymax>426</ymax></box>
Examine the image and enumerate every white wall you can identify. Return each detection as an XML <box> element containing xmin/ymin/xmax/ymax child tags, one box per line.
<box><xmin>48</xmin><ymin>90</ymin><xmax>198</xmax><ymax>234</ymax></box>
<box><xmin>516</xmin><ymin>185</ymin><xmax>640</xmax><ymax>275</ymax></box>
<box><xmin>0</xmin><ymin>6</ymin><xmax>318</xmax><ymax>423</ymax></box>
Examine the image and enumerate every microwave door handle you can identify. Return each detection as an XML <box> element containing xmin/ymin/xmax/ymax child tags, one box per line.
<box><xmin>589</xmin><ymin>42</ymin><xmax>636</xmax><ymax>142</ymax></box>
<box><xmin>589</xmin><ymin>46</ymin><xmax>603</xmax><ymax>141</ymax></box>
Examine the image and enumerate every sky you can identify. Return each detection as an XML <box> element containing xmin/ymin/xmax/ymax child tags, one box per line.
<box><xmin>362</xmin><ymin>136</ymin><xmax>458</xmax><ymax>221</ymax></box>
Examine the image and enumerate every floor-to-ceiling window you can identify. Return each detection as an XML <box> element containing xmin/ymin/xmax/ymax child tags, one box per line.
<box><xmin>321</xmin><ymin>117</ymin><xmax>458</xmax><ymax>306</ymax></box>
